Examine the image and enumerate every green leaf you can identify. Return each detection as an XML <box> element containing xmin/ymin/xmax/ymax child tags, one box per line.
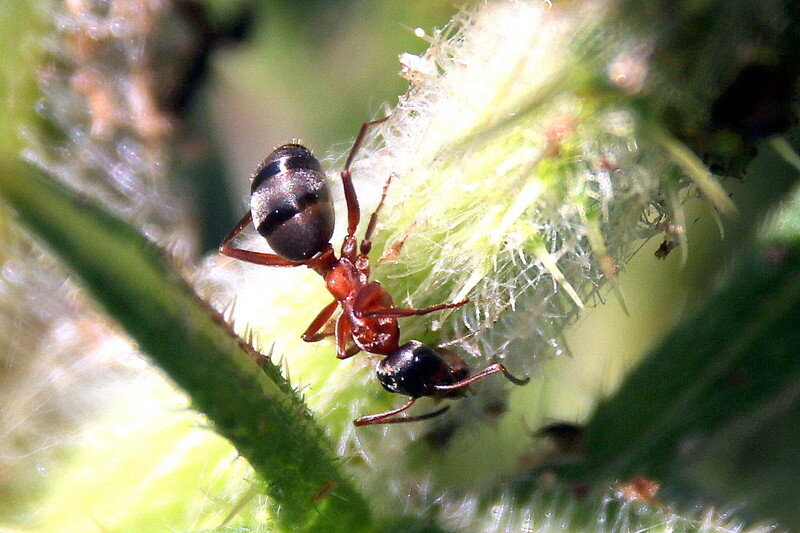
<box><xmin>0</xmin><ymin>161</ymin><xmax>373</xmax><ymax>532</ymax></box>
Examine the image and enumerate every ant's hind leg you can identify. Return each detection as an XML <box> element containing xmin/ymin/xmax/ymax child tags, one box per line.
<box><xmin>219</xmin><ymin>212</ymin><xmax>305</xmax><ymax>267</ymax></box>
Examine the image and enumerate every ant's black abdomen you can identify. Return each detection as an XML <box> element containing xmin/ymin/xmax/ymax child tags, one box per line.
<box><xmin>250</xmin><ymin>144</ymin><xmax>335</xmax><ymax>261</ymax></box>
<box><xmin>377</xmin><ymin>341</ymin><xmax>468</xmax><ymax>398</ymax></box>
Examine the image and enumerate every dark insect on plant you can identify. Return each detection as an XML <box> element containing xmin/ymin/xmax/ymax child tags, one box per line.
<box><xmin>534</xmin><ymin>421</ymin><xmax>584</xmax><ymax>455</ymax></box>
<box><xmin>220</xmin><ymin>117</ymin><xmax>529</xmax><ymax>425</ymax></box>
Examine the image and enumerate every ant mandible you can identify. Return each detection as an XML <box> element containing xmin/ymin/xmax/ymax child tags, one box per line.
<box><xmin>220</xmin><ymin>117</ymin><xmax>528</xmax><ymax>425</ymax></box>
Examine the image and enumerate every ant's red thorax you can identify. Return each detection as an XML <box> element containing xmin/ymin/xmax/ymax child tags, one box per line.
<box><xmin>348</xmin><ymin>306</ymin><xmax>400</xmax><ymax>355</ymax></box>
<box><xmin>325</xmin><ymin>258</ymin><xmax>400</xmax><ymax>355</ymax></box>
<box><xmin>323</xmin><ymin>258</ymin><xmax>364</xmax><ymax>301</ymax></box>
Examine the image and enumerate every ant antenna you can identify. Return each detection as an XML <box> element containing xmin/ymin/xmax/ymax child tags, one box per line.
<box><xmin>433</xmin><ymin>363</ymin><xmax>529</xmax><ymax>392</ymax></box>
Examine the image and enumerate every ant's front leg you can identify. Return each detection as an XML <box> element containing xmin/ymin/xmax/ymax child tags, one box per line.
<box><xmin>219</xmin><ymin>212</ymin><xmax>306</xmax><ymax>267</ymax></box>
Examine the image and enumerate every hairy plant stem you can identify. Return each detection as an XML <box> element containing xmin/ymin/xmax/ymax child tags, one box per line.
<box><xmin>0</xmin><ymin>161</ymin><xmax>373</xmax><ymax>532</ymax></box>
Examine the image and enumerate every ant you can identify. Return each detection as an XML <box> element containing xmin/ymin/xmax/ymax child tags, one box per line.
<box><xmin>220</xmin><ymin>117</ymin><xmax>528</xmax><ymax>426</ymax></box>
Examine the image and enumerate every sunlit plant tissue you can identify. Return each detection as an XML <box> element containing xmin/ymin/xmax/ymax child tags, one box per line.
<box><xmin>200</xmin><ymin>0</ymin><xmax>732</xmax><ymax>526</ymax></box>
<box><xmin>206</xmin><ymin>0</ymin><xmax>726</xmax><ymax>427</ymax></box>
<box><xmin>6</xmin><ymin>0</ymin><xmax>744</xmax><ymax>530</ymax></box>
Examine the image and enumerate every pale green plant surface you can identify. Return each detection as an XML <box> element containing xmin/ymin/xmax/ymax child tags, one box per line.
<box><xmin>2</xmin><ymin>0</ymin><xmax>800</xmax><ymax>532</ymax></box>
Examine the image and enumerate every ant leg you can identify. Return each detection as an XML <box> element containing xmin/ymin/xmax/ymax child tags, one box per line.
<box><xmin>335</xmin><ymin>315</ymin><xmax>361</xmax><ymax>359</ymax></box>
<box><xmin>360</xmin><ymin>173</ymin><xmax>395</xmax><ymax>256</ymax></box>
<box><xmin>359</xmin><ymin>298</ymin><xmax>469</xmax><ymax>319</ymax></box>
<box><xmin>220</xmin><ymin>211</ymin><xmax>251</xmax><ymax>250</ymax></box>
<box><xmin>219</xmin><ymin>212</ymin><xmax>305</xmax><ymax>267</ymax></box>
<box><xmin>433</xmin><ymin>364</ymin><xmax>530</xmax><ymax>393</ymax></box>
<box><xmin>344</xmin><ymin>116</ymin><xmax>391</xmax><ymax>175</ymax></box>
<box><xmin>341</xmin><ymin>116</ymin><xmax>391</xmax><ymax>254</ymax></box>
<box><xmin>301</xmin><ymin>300</ymin><xmax>339</xmax><ymax>342</ymax></box>
<box><xmin>353</xmin><ymin>397</ymin><xmax>451</xmax><ymax>426</ymax></box>
<box><xmin>340</xmin><ymin>169</ymin><xmax>360</xmax><ymax>249</ymax></box>
<box><xmin>344</xmin><ymin>344</ymin><xmax>362</xmax><ymax>358</ymax></box>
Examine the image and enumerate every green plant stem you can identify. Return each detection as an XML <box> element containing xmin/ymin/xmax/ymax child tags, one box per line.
<box><xmin>0</xmin><ymin>161</ymin><xmax>373</xmax><ymax>532</ymax></box>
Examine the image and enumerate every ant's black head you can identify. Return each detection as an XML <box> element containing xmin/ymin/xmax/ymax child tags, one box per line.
<box><xmin>376</xmin><ymin>341</ymin><xmax>469</xmax><ymax>398</ymax></box>
<box><xmin>250</xmin><ymin>144</ymin><xmax>335</xmax><ymax>261</ymax></box>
